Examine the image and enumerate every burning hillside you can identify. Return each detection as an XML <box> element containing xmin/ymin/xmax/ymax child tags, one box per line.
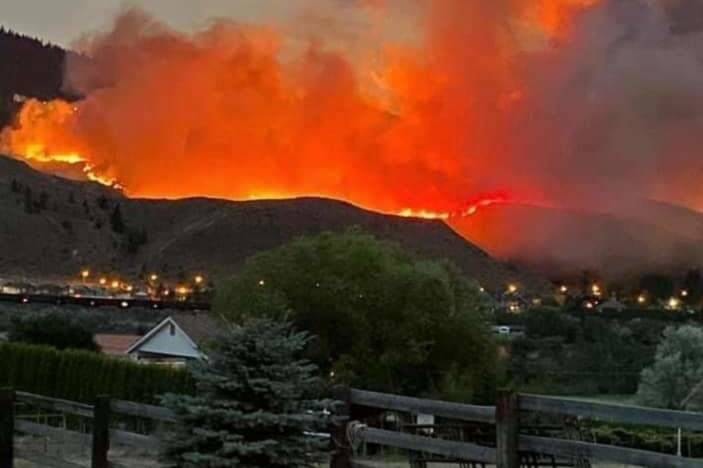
<box><xmin>3</xmin><ymin>0</ymin><xmax>703</xmax><ymax>271</ymax></box>
<box><xmin>0</xmin><ymin>1</ymin><xmax>593</xmax><ymax>215</ymax></box>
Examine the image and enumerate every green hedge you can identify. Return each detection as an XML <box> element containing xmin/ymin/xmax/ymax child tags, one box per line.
<box><xmin>0</xmin><ymin>342</ymin><xmax>194</xmax><ymax>403</ymax></box>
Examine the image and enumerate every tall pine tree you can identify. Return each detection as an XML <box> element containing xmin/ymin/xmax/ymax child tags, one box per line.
<box><xmin>161</xmin><ymin>318</ymin><xmax>328</xmax><ymax>467</ymax></box>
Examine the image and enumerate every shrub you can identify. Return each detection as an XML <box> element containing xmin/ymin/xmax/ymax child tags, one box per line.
<box><xmin>0</xmin><ymin>342</ymin><xmax>193</xmax><ymax>403</ymax></box>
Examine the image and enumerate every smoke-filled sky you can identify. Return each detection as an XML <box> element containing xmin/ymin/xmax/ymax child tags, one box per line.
<box><xmin>2</xmin><ymin>1</ymin><xmax>306</xmax><ymax>47</ymax></box>
<box><xmin>5</xmin><ymin>0</ymin><xmax>703</xmax><ymax>274</ymax></box>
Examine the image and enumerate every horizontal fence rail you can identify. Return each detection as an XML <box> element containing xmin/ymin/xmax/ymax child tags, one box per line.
<box><xmin>16</xmin><ymin>392</ymin><xmax>93</xmax><ymax>419</ymax></box>
<box><xmin>520</xmin><ymin>394</ymin><xmax>703</xmax><ymax>432</ymax></box>
<box><xmin>111</xmin><ymin>400</ymin><xmax>177</xmax><ymax>423</ymax></box>
<box><xmin>351</xmin><ymin>425</ymin><xmax>497</xmax><ymax>463</ymax></box>
<box><xmin>350</xmin><ymin>388</ymin><xmax>496</xmax><ymax>424</ymax></box>
<box><xmin>15</xmin><ymin>420</ymin><xmax>92</xmax><ymax>446</ymax></box>
<box><xmin>520</xmin><ymin>435</ymin><xmax>703</xmax><ymax>468</ymax></box>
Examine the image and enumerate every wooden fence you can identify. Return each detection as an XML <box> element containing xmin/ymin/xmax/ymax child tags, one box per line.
<box><xmin>3</xmin><ymin>387</ymin><xmax>703</xmax><ymax>468</ymax></box>
<box><xmin>330</xmin><ymin>388</ymin><xmax>703</xmax><ymax>468</ymax></box>
<box><xmin>0</xmin><ymin>388</ymin><xmax>175</xmax><ymax>468</ymax></box>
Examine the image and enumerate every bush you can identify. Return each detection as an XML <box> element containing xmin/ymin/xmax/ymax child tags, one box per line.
<box><xmin>9</xmin><ymin>315</ymin><xmax>98</xmax><ymax>351</ymax></box>
<box><xmin>0</xmin><ymin>342</ymin><xmax>193</xmax><ymax>403</ymax></box>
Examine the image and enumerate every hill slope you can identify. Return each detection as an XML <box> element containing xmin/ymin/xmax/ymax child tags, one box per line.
<box><xmin>452</xmin><ymin>201</ymin><xmax>703</xmax><ymax>279</ymax></box>
<box><xmin>0</xmin><ymin>155</ymin><xmax>547</xmax><ymax>291</ymax></box>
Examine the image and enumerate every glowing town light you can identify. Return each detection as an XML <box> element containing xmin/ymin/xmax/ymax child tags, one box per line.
<box><xmin>81</xmin><ymin>269</ymin><xmax>90</xmax><ymax>280</ymax></box>
<box><xmin>584</xmin><ymin>301</ymin><xmax>594</xmax><ymax>309</ymax></box>
<box><xmin>150</xmin><ymin>274</ymin><xmax>158</xmax><ymax>282</ymax></box>
<box><xmin>681</xmin><ymin>290</ymin><xmax>689</xmax><ymax>297</ymax></box>
<box><xmin>668</xmin><ymin>297</ymin><xmax>680</xmax><ymax>310</ymax></box>
<box><xmin>111</xmin><ymin>280</ymin><xmax>120</xmax><ymax>289</ymax></box>
<box><xmin>507</xmin><ymin>284</ymin><xmax>518</xmax><ymax>294</ymax></box>
<box><xmin>99</xmin><ymin>278</ymin><xmax>107</xmax><ymax>286</ymax></box>
<box><xmin>259</xmin><ymin>279</ymin><xmax>266</xmax><ymax>287</ymax></box>
<box><xmin>194</xmin><ymin>275</ymin><xmax>204</xmax><ymax>284</ymax></box>
<box><xmin>637</xmin><ymin>294</ymin><xmax>646</xmax><ymax>304</ymax></box>
<box><xmin>559</xmin><ymin>285</ymin><xmax>568</xmax><ymax>293</ymax></box>
<box><xmin>176</xmin><ymin>286</ymin><xmax>189</xmax><ymax>295</ymax></box>
<box><xmin>126</xmin><ymin>285</ymin><xmax>134</xmax><ymax>292</ymax></box>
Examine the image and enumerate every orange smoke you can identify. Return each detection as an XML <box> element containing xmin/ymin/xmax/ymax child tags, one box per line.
<box><xmin>0</xmin><ymin>1</ymin><xmax>600</xmax><ymax>220</ymax></box>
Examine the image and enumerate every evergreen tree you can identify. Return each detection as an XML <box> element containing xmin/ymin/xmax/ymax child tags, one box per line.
<box><xmin>110</xmin><ymin>204</ymin><xmax>125</xmax><ymax>233</ymax></box>
<box><xmin>38</xmin><ymin>190</ymin><xmax>49</xmax><ymax>210</ymax></box>
<box><xmin>161</xmin><ymin>318</ymin><xmax>328</xmax><ymax>468</ymax></box>
<box><xmin>23</xmin><ymin>186</ymin><xmax>34</xmax><ymax>214</ymax></box>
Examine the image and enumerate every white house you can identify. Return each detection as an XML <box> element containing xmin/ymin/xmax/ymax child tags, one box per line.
<box><xmin>126</xmin><ymin>314</ymin><xmax>215</xmax><ymax>365</ymax></box>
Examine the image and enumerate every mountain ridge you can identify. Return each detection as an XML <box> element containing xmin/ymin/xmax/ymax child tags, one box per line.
<box><xmin>0</xmin><ymin>154</ymin><xmax>549</xmax><ymax>292</ymax></box>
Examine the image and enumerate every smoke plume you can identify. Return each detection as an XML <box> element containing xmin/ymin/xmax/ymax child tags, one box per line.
<box><xmin>4</xmin><ymin>0</ymin><xmax>703</xmax><ymax>275</ymax></box>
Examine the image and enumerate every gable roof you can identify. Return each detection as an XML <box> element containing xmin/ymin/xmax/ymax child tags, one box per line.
<box><xmin>126</xmin><ymin>316</ymin><xmax>197</xmax><ymax>356</ymax></box>
<box><xmin>169</xmin><ymin>312</ymin><xmax>219</xmax><ymax>345</ymax></box>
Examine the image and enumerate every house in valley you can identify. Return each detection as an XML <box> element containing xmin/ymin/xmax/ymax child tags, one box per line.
<box><xmin>125</xmin><ymin>313</ymin><xmax>216</xmax><ymax>365</ymax></box>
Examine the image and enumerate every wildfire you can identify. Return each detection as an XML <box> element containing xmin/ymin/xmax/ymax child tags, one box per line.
<box><xmin>0</xmin><ymin>1</ymin><xmax>602</xmax><ymax>224</ymax></box>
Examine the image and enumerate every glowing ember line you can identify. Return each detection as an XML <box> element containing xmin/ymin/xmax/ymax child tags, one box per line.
<box><xmin>398</xmin><ymin>194</ymin><xmax>512</xmax><ymax>220</ymax></box>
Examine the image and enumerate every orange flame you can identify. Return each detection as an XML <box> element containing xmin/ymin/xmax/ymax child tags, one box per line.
<box><xmin>0</xmin><ymin>1</ymin><xmax>600</xmax><ymax>221</ymax></box>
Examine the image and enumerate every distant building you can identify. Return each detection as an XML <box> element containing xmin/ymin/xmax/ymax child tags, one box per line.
<box><xmin>1</xmin><ymin>282</ymin><xmax>32</xmax><ymax>294</ymax></box>
<box><xmin>597</xmin><ymin>298</ymin><xmax>626</xmax><ymax>313</ymax></box>
<box><xmin>126</xmin><ymin>313</ymin><xmax>217</xmax><ymax>366</ymax></box>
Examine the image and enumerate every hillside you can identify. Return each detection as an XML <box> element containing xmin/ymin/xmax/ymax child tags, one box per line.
<box><xmin>0</xmin><ymin>28</ymin><xmax>72</xmax><ymax>127</ymax></box>
<box><xmin>0</xmin><ymin>155</ymin><xmax>548</xmax><ymax>291</ymax></box>
<box><xmin>452</xmin><ymin>202</ymin><xmax>703</xmax><ymax>279</ymax></box>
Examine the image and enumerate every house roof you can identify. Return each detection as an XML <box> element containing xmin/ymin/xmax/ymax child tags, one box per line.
<box><xmin>125</xmin><ymin>312</ymin><xmax>218</xmax><ymax>357</ymax></box>
<box><xmin>169</xmin><ymin>312</ymin><xmax>219</xmax><ymax>344</ymax></box>
<box><xmin>95</xmin><ymin>334</ymin><xmax>141</xmax><ymax>356</ymax></box>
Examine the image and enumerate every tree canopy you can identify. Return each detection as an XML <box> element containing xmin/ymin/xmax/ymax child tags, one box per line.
<box><xmin>637</xmin><ymin>325</ymin><xmax>703</xmax><ymax>409</ymax></box>
<box><xmin>215</xmin><ymin>229</ymin><xmax>497</xmax><ymax>402</ymax></box>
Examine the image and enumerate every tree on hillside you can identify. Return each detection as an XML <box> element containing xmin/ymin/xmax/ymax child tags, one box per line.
<box><xmin>216</xmin><ymin>229</ymin><xmax>497</xmax><ymax>402</ymax></box>
<box><xmin>23</xmin><ymin>186</ymin><xmax>34</xmax><ymax>214</ymax></box>
<box><xmin>637</xmin><ymin>325</ymin><xmax>703</xmax><ymax>409</ymax></box>
<box><xmin>161</xmin><ymin>318</ymin><xmax>328</xmax><ymax>468</ymax></box>
<box><xmin>9</xmin><ymin>315</ymin><xmax>98</xmax><ymax>352</ymax></box>
<box><xmin>110</xmin><ymin>204</ymin><xmax>125</xmax><ymax>233</ymax></box>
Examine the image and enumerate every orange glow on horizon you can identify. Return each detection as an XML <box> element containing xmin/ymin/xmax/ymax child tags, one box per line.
<box><xmin>0</xmin><ymin>1</ymin><xmax>601</xmax><ymax>223</ymax></box>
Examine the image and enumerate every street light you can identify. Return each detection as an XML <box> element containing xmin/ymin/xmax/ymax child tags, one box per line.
<box><xmin>150</xmin><ymin>274</ymin><xmax>158</xmax><ymax>282</ymax></box>
<box><xmin>195</xmin><ymin>275</ymin><xmax>204</xmax><ymax>285</ymax></box>
<box><xmin>81</xmin><ymin>269</ymin><xmax>90</xmax><ymax>281</ymax></box>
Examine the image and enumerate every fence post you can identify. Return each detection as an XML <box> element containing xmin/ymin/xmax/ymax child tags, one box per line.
<box><xmin>92</xmin><ymin>395</ymin><xmax>111</xmax><ymax>468</ymax></box>
<box><xmin>496</xmin><ymin>390</ymin><xmax>519</xmax><ymax>468</ymax></box>
<box><xmin>330</xmin><ymin>386</ymin><xmax>352</xmax><ymax>468</ymax></box>
<box><xmin>0</xmin><ymin>389</ymin><xmax>14</xmax><ymax>468</ymax></box>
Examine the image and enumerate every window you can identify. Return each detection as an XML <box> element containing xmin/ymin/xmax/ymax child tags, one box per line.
<box><xmin>169</xmin><ymin>323</ymin><xmax>175</xmax><ymax>336</ymax></box>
